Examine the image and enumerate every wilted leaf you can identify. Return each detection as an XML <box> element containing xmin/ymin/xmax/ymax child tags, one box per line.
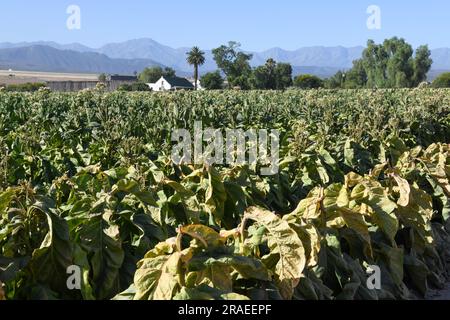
<box><xmin>244</xmin><ymin>207</ymin><xmax>306</xmax><ymax>298</ymax></box>
<box><xmin>290</xmin><ymin>187</ymin><xmax>323</xmax><ymax>220</ymax></box>
<box><xmin>179</xmin><ymin>224</ymin><xmax>222</xmax><ymax>248</ymax></box>
<box><xmin>391</xmin><ymin>173</ymin><xmax>411</xmax><ymax>207</ymax></box>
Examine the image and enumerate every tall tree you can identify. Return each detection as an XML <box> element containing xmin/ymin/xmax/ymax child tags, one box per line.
<box><xmin>330</xmin><ymin>37</ymin><xmax>432</xmax><ymax>88</ymax></box>
<box><xmin>413</xmin><ymin>45</ymin><xmax>433</xmax><ymax>86</ymax></box>
<box><xmin>212</xmin><ymin>42</ymin><xmax>253</xmax><ymax>89</ymax></box>
<box><xmin>186</xmin><ymin>47</ymin><xmax>206</xmax><ymax>90</ymax></box>
<box><xmin>250</xmin><ymin>59</ymin><xmax>292</xmax><ymax>90</ymax></box>
<box><xmin>200</xmin><ymin>71</ymin><xmax>224</xmax><ymax>90</ymax></box>
<box><xmin>275</xmin><ymin>63</ymin><xmax>293</xmax><ymax>89</ymax></box>
<box><xmin>343</xmin><ymin>60</ymin><xmax>367</xmax><ymax>88</ymax></box>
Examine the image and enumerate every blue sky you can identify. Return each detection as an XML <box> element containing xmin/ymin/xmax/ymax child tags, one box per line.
<box><xmin>1</xmin><ymin>0</ymin><xmax>449</xmax><ymax>50</ymax></box>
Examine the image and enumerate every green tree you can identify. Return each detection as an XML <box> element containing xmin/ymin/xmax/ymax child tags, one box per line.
<box><xmin>294</xmin><ymin>74</ymin><xmax>323</xmax><ymax>89</ymax></box>
<box><xmin>186</xmin><ymin>47</ymin><xmax>206</xmax><ymax>90</ymax></box>
<box><xmin>212</xmin><ymin>41</ymin><xmax>253</xmax><ymax>89</ymax></box>
<box><xmin>251</xmin><ymin>65</ymin><xmax>271</xmax><ymax>89</ymax></box>
<box><xmin>325</xmin><ymin>71</ymin><xmax>345</xmax><ymax>89</ymax></box>
<box><xmin>358</xmin><ymin>38</ymin><xmax>432</xmax><ymax>88</ymax></box>
<box><xmin>118</xmin><ymin>82</ymin><xmax>151</xmax><ymax>92</ymax></box>
<box><xmin>139</xmin><ymin>67</ymin><xmax>176</xmax><ymax>83</ymax></box>
<box><xmin>98</xmin><ymin>73</ymin><xmax>107</xmax><ymax>82</ymax></box>
<box><xmin>200</xmin><ymin>71</ymin><xmax>224</xmax><ymax>90</ymax></box>
<box><xmin>251</xmin><ymin>59</ymin><xmax>292</xmax><ymax>90</ymax></box>
<box><xmin>432</xmin><ymin>72</ymin><xmax>450</xmax><ymax>88</ymax></box>
<box><xmin>343</xmin><ymin>60</ymin><xmax>367</xmax><ymax>88</ymax></box>
<box><xmin>275</xmin><ymin>63</ymin><xmax>293</xmax><ymax>89</ymax></box>
<box><xmin>413</xmin><ymin>45</ymin><xmax>433</xmax><ymax>86</ymax></box>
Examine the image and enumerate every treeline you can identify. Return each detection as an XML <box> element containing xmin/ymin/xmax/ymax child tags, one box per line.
<box><xmin>208</xmin><ymin>42</ymin><xmax>293</xmax><ymax>90</ymax></box>
<box><xmin>326</xmin><ymin>37</ymin><xmax>432</xmax><ymax>89</ymax></box>
<box><xmin>200</xmin><ymin>37</ymin><xmax>450</xmax><ymax>90</ymax></box>
<box><xmin>105</xmin><ymin>37</ymin><xmax>450</xmax><ymax>92</ymax></box>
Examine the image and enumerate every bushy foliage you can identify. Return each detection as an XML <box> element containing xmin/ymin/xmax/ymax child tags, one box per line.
<box><xmin>2</xmin><ymin>82</ymin><xmax>46</xmax><ymax>92</ymax></box>
<box><xmin>0</xmin><ymin>89</ymin><xmax>449</xmax><ymax>300</ymax></box>
<box><xmin>433</xmin><ymin>72</ymin><xmax>450</xmax><ymax>88</ymax></box>
<box><xmin>200</xmin><ymin>71</ymin><xmax>224</xmax><ymax>90</ymax></box>
<box><xmin>294</xmin><ymin>74</ymin><xmax>323</xmax><ymax>89</ymax></box>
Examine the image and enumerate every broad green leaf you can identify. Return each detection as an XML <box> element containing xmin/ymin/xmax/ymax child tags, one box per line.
<box><xmin>376</xmin><ymin>243</ymin><xmax>404</xmax><ymax>286</ymax></box>
<box><xmin>72</xmin><ymin>244</ymin><xmax>95</xmax><ymax>300</ymax></box>
<box><xmin>0</xmin><ymin>256</ymin><xmax>30</xmax><ymax>282</ymax></box>
<box><xmin>205</xmin><ymin>167</ymin><xmax>227</xmax><ymax>225</ymax></box>
<box><xmin>75</xmin><ymin>211</ymin><xmax>125</xmax><ymax>299</ymax></box>
<box><xmin>0</xmin><ymin>188</ymin><xmax>17</xmax><ymax>215</ymax></box>
<box><xmin>404</xmin><ymin>253</ymin><xmax>429</xmax><ymax>296</ymax></box>
<box><xmin>28</xmin><ymin>199</ymin><xmax>73</xmax><ymax>297</ymax></box>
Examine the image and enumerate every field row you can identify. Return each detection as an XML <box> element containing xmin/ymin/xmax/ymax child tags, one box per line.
<box><xmin>0</xmin><ymin>89</ymin><xmax>449</xmax><ymax>300</ymax></box>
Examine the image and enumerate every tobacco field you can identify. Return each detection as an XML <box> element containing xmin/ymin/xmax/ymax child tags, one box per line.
<box><xmin>1</xmin><ymin>88</ymin><xmax>450</xmax><ymax>300</ymax></box>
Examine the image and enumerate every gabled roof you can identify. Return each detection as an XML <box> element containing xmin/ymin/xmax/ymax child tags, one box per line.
<box><xmin>164</xmin><ymin>76</ymin><xmax>194</xmax><ymax>88</ymax></box>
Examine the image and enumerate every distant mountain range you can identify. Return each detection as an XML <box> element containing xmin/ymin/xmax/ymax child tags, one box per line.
<box><xmin>1</xmin><ymin>38</ymin><xmax>450</xmax><ymax>79</ymax></box>
<box><xmin>0</xmin><ymin>45</ymin><xmax>163</xmax><ymax>75</ymax></box>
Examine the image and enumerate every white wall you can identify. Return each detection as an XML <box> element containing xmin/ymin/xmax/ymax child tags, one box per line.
<box><xmin>147</xmin><ymin>77</ymin><xmax>172</xmax><ymax>91</ymax></box>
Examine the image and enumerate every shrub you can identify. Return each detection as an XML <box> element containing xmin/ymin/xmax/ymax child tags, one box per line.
<box><xmin>432</xmin><ymin>72</ymin><xmax>450</xmax><ymax>88</ymax></box>
<box><xmin>293</xmin><ymin>74</ymin><xmax>324</xmax><ymax>89</ymax></box>
<box><xmin>4</xmin><ymin>82</ymin><xmax>46</xmax><ymax>92</ymax></box>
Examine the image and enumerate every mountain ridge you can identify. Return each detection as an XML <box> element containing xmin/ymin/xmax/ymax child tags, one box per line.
<box><xmin>1</xmin><ymin>39</ymin><xmax>449</xmax><ymax>79</ymax></box>
<box><xmin>0</xmin><ymin>45</ymin><xmax>164</xmax><ymax>75</ymax></box>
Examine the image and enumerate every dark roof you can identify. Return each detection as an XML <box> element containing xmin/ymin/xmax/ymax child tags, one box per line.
<box><xmin>108</xmin><ymin>75</ymin><xmax>138</xmax><ymax>81</ymax></box>
<box><xmin>164</xmin><ymin>77</ymin><xmax>194</xmax><ymax>88</ymax></box>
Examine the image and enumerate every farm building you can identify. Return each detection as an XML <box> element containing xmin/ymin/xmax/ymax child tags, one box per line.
<box><xmin>46</xmin><ymin>74</ymin><xmax>138</xmax><ymax>92</ymax></box>
<box><xmin>148</xmin><ymin>76</ymin><xmax>195</xmax><ymax>91</ymax></box>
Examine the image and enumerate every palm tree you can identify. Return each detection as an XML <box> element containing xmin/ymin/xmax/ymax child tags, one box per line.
<box><xmin>186</xmin><ymin>47</ymin><xmax>206</xmax><ymax>90</ymax></box>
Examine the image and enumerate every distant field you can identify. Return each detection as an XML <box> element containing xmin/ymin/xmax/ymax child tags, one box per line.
<box><xmin>0</xmin><ymin>69</ymin><xmax>98</xmax><ymax>85</ymax></box>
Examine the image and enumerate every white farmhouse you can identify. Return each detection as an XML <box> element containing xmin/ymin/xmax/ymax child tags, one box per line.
<box><xmin>148</xmin><ymin>76</ymin><xmax>195</xmax><ymax>92</ymax></box>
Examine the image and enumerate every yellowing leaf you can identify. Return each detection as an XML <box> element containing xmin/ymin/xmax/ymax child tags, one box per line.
<box><xmin>391</xmin><ymin>173</ymin><xmax>411</xmax><ymax>207</ymax></box>
<box><xmin>134</xmin><ymin>252</ymin><xmax>181</xmax><ymax>300</ymax></box>
<box><xmin>244</xmin><ymin>207</ymin><xmax>306</xmax><ymax>299</ymax></box>
<box><xmin>179</xmin><ymin>224</ymin><xmax>222</xmax><ymax>248</ymax></box>
<box><xmin>289</xmin><ymin>223</ymin><xmax>321</xmax><ymax>267</ymax></box>
<box><xmin>290</xmin><ymin>187</ymin><xmax>323</xmax><ymax>220</ymax></box>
